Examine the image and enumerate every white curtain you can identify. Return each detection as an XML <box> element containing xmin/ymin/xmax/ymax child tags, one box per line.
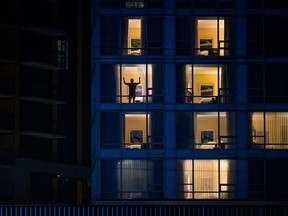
<box><xmin>137</xmin><ymin>64</ymin><xmax>146</xmax><ymax>101</ymax></box>
<box><xmin>118</xmin><ymin>160</ymin><xmax>147</xmax><ymax>199</ymax></box>
<box><xmin>182</xmin><ymin>160</ymin><xmax>193</xmax><ymax>199</ymax></box>
<box><xmin>266</xmin><ymin>112</ymin><xmax>288</xmax><ymax>149</ymax></box>
<box><xmin>252</xmin><ymin>112</ymin><xmax>288</xmax><ymax>149</ymax></box>
<box><xmin>194</xmin><ymin>160</ymin><xmax>218</xmax><ymax>199</ymax></box>
<box><xmin>179</xmin><ymin>160</ymin><xmax>235</xmax><ymax>199</ymax></box>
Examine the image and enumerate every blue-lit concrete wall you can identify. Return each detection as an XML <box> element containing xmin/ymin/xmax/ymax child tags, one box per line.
<box><xmin>91</xmin><ymin>0</ymin><xmax>288</xmax><ymax>201</ymax></box>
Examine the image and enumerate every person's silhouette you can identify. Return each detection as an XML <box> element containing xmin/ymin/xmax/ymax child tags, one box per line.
<box><xmin>123</xmin><ymin>77</ymin><xmax>141</xmax><ymax>103</ymax></box>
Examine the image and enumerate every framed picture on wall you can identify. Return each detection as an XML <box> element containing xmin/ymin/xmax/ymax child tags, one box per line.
<box><xmin>200</xmin><ymin>84</ymin><xmax>214</xmax><ymax>97</ymax></box>
<box><xmin>130</xmin><ymin>38</ymin><xmax>141</xmax><ymax>51</ymax></box>
<box><xmin>200</xmin><ymin>38</ymin><xmax>213</xmax><ymax>50</ymax></box>
<box><xmin>201</xmin><ymin>130</ymin><xmax>215</xmax><ymax>144</ymax></box>
<box><xmin>130</xmin><ymin>130</ymin><xmax>143</xmax><ymax>143</ymax></box>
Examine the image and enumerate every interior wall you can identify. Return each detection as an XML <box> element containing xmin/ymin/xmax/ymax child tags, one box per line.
<box><xmin>198</xmin><ymin>27</ymin><xmax>224</xmax><ymax>48</ymax></box>
<box><xmin>196</xmin><ymin>115</ymin><xmax>227</xmax><ymax>144</ymax></box>
<box><xmin>125</xmin><ymin>114</ymin><xmax>147</xmax><ymax>144</ymax></box>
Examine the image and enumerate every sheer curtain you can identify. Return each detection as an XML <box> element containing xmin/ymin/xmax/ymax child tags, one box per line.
<box><xmin>194</xmin><ymin>160</ymin><xmax>218</xmax><ymax>199</ymax></box>
<box><xmin>177</xmin><ymin>160</ymin><xmax>235</xmax><ymax>199</ymax></box>
<box><xmin>266</xmin><ymin>112</ymin><xmax>288</xmax><ymax>149</ymax></box>
<box><xmin>252</xmin><ymin>112</ymin><xmax>288</xmax><ymax>149</ymax></box>
<box><xmin>177</xmin><ymin>160</ymin><xmax>193</xmax><ymax>199</ymax></box>
<box><xmin>251</xmin><ymin>112</ymin><xmax>265</xmax><ymax>145</ymax></box>
<box><xmin>119</xmin><ymin>160</ymin><xmax>147</xmax><ymax>199</ymax></box>
<box><xmin>137</xmin><ymin>64</ymin><xmax>146</xmax><ymax>101</ymax></box>
<box><xmin>224</xmin><ymin>16</ymin><xmax>234</xmax><ymax>56</ymax></box>
<box><xmin>176</xmin><ymin>64</ymin><xmax>187</xmax><ymax>103</ymax></box>
<box><xmin>220</xmin><ymin>160</ymin><xmax>236</xmax><ymax>199</ymax></box>
<box><xmin>121</xmin><ymin>17</ymin><xmax>129</xmax><ymax>55</ymax></box>
<box><xmin>220</xmin><ymin>64</ymin><xmax>234</xmax><ymax>103</ymax></box>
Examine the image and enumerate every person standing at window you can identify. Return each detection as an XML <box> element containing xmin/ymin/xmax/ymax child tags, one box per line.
<box><xmin>123</xmin><ymin>77</ymin><xmax>141</xmax><ymax>103</ymax></box>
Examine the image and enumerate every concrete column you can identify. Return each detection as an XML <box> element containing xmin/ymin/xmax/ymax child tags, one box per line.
<box><xmin>236</xmin><ymin>0</ymin><xmax>249</xmax><ymax>200</ymax></box>
<box><xmin>91</xmin><ymin>0</ymin><xmax>101</xmax><ymax>201</ymax></box>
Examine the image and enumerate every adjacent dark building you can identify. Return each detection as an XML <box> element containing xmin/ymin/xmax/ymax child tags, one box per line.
<box><xmin>0</xmin><ymin>0</ymin><xmax>91</xmax><ymax>204</ymax></box>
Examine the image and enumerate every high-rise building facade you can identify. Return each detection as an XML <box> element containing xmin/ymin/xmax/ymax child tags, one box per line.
<box><xmin>0</xmin><ymin>0</ymin><xmax>91</xmax><ymax>204</ymax></box>
<box><xmin>1</xmin><ymin>0</ymin><xmax>288</xmax><ymax>211</ymax></box>
<box><xmin>91</xmin><ymin>0</ymin><xmax>288</xmax><ymax>202</ymax></box>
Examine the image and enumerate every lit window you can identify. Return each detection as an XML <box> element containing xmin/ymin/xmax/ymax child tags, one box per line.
<box><xmin>176</xmin><ymin>112</ymin><xmax>236</xmax><ymax>149</ymax></box>
<box><xmin>176</xmin><ymin>64</ymin><xmax>234</xmax><ymax>104</ymax></box>
<box><xmin>250</xmin><ymin>112</ymin><xmax>288</xmax><ymax>149</ymax></box>
<box><xmin>100</xmin><ymin>64</ymin><xmax>163</xmax><ymax>103</ymax></box>
<box><xmin>196</xmin><ymin>18</ymin><xmax>225</xmax><ymax>56</ymax></box>
<box><xmin>123</xmin><ymin>112</ymin><xmax>163</xmax><ymax>149</ymax></box>
<box><xmin>127</xmin><ymin>19</ymin><xmax>142</xmax><ymax>55</ymax></box>
<box><xmin>100</xmin><ymin>111</ymin><xmax>163</xmax><ymax>149</ymax></box>
<box><xmin>177</xmin><ymin>160</ymin><xmax>236</xmax><ymax>199</ymax></box>
<box><xmin>176</xmin><ymin>16</ymin><xmax>234</xmax><ymax>56</ymax></box>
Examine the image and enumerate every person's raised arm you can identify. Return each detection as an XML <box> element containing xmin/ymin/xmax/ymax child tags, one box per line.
<box><xmin>123</xmin><ymin>77</ymin><xmax>127</xmax><ymax>85</ymax></box>
<box><xmin>137</xmin><ymin>77</ymin><xmax>141</xmax><ymax>84</ymax></box>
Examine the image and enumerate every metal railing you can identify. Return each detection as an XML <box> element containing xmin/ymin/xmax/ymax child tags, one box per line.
<box><xmin>0</xmin><ymin>203</ymin><xmax>288</xmax><ymax>216</ymax></box>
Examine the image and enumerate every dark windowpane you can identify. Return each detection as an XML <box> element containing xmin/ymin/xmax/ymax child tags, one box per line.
<box><xmin>247</xmin><ymin>16</ymin><xmax>263</xmax><ymax>56</ymax></box>
<box><xmin>147</xmin><ymin>0</ymin><xmax>163</xmax><ymax>8</ymax></box>
<box><xmin>147</xmin><ymin>17</ymin><xmax>163</xmax><ymax>55</ymax></box>
<box><xmin>193</xmin><ymin>0</ymin><xmax>217</xmax><ymax>8</ymax></box>
<box><xmin>218</xmin><ymin>0</ymin><xmax>234</xmax><ymax>8</ymax></box>
<box><xmin>248</xmin><ymin>160</ymin><xmax>265</xmax><ymax>200</ymax></box>
<box><xmin>266</xmin><ymin>160</ymin><xmax>288</xmax><ymax>200</ymax></box>
<box><xmin>247</xmin><ymin>0</ymin><xmax>263</xmax><ymax>8</ymax></box>
<box><xmin>100</xmin><ymin>0</ymin><xmax>120</xmax><ymax>8</ymax></box>
<box><xmin>265</xmin><ymin>64</ymin><xmax>288</xmax><ymax>103</ymax></box>
<box><xmin>176</xmin><ymin>17</ymin><xmax>193</xmax><ymax>55</ymax></box>
<box><xmin>265</xmin><ymin>16</ymin><xmax>288</xmax><ymax>56</ymax></box>
<box><xmin>248</xmin><ymin>64</ymin><xmax>264</xmax><ymax>103</ymax></box>
<box><xmin>263</xmin><ymin>0</ymin><xmax>288</xmax><ymax>8</ymax></box>
<box><xmin>100</xmin><ymin>16</ymin><xmax>121</xmax><ymax>55</ymax></box>
<box><xmin>176</xmin><ymin>0</ymin><xmax>192</xmax><ymax>8</ymax></box>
